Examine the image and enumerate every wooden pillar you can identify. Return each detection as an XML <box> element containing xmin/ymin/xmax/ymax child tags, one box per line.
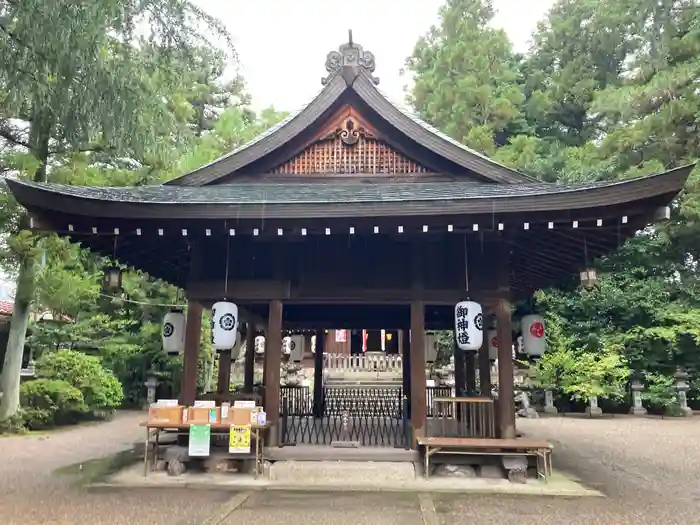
<box><xmin>180</xmin><ymin>300</ymin><xmax>202</xmax><ymax>406</ymax></box>
<box><xmin>216</xmin><ymin>349</ymin><xmax>231</xmax><ymax>395</ymax></box>
<box><xmin>263</xmin><ymin>300</ymin><xmax>283</xmax><ymax>442</ymax></box>
<box><xmin>465</xmin><ymin>352</ymin><xmax>477</xmax><ymax>395</ymax></box>
<box><xmin>410</xmin><ymin>301</ymin><xmax>426</xmax><ymax>442</ymax></box>
<box><xmin>243</xmin><ymin>322</ymin><xmax>256</xmax><ymax>393</ymax></box>
<box><xmin>402</xmin><ymin>329</ymin><xmax>411</xmax><ymax>415</ymax></box>
<box><xmin>453</xmin><ymin>340</ymin><xmax>466</xmax><ymax>397</ymax></box>
<box><xmin>478</xmin><ymin>333</ymin><xmax>492</xmax><ymax>396</ymax></box>
<box><xmin>313</xmin><ymin>329</ymin><xmax>325</xmax><ymax>418</ymax></box>
<box><xmin>495</xmin><ymin>244</ymin><xmax>516</xmax><ymax>439</ymax></box>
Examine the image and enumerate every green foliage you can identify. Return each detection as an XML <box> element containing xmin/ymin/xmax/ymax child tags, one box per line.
<box><xmin>19</xmin><ymin>378</ymin><xmax>87</xmax><ymax>429</ymax></box>
<box><xmin>640</xmin><ymin>373</ymin><xmax>679</xmax><ymax>415</ymax></box>
<box><xmin>530</xmin><ymin>313</ymin><xmax>630</xmax><ymax>404</ymax></box>
<box><xmin>409</xmin><ymin>0</ymin><xmax>700</xmax><ymax>397</ymax></box>
<box><xmin>34</xmin><ymin>350</ymin><xmax>123</xmax><ymax>411</ymax></box>
<box><xmin>405</xmin><ymin>0</ymin><xmax>526</xmax><ymax>155</ymax></box>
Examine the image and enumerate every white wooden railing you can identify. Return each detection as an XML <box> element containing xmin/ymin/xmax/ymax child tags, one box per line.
<box><xmin>323</xmin><ymin>353</ymin><xmax>403</xmax><ymax>374</ymax></box>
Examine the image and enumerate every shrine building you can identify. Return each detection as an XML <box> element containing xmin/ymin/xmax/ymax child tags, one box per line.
<box><xmin>5</xmin><ymin>35</ymin><xmax>693</xmax><ymax>450</ymax></box>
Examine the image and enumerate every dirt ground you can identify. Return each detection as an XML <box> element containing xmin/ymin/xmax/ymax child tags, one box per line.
<box><xmin>1</xmin><ymin>411</ymin><xmax>700</xmax><ymax>524</ymax></box>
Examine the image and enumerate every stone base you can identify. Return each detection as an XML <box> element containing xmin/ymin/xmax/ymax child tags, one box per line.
<box><xmin>629</xmin><ymin>406</ymin><xmax>647</xmax><ymax>416</ymax></box>
<box><xmin>544</xmin><ymin>406</ymin><xmax>559</xmax><ymax>415</ymax></box>
<box><xmin>585</xmin><ymin>407</ymin><xmax>603</xmax><ymax>417</ymax></box>
<box><xmin>518</xmin><ymin>407</ymin><xmax>539</xmax><ymax>419</ymax></box>
<box><xmin>679</xmin><ymin>407</ymin><xmax>693</xmax><ymax>417</ymax></box>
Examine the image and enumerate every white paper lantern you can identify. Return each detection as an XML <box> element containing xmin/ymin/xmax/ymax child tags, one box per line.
<box><xmin>521</xmin><ymin>314</ymin><xmax>546</xmax><ymax>357</ymax></box>
<box><xmin>211</xmin><ymin>301</ymin><xmax>239</xmax><ymax>350</ymax></box>
<box><xmin>162</xmin><ymin>309</ymin><xmax>186</xmax><ymax>355</ymax></box>
<box><xmin>289</xmin><ymin>335</ymin><xmax>304</xmax><ymax>362</ymax></box>
<box><xmin>454</xmin><ymin>300</ymin><xmax>483</xmax><ymax>351</ymax></box>
<box><xmin>424</xmin><ymin>334</ymin><xmax>439</xmax><ymax>363</ymax></box>
<box><xmin>255</xmin><ymin>335</ymin><xmax>266</xmax><ymax>354</ymax></box>
<box><xmin>282</xmin><ymin>336</ymin><xmax>292</xmax><ymax>355</ymax></box>
<box><xmin>487</xmin><ymin>329</ymin><xmax>498</xmax><ymax>361</ymax></box>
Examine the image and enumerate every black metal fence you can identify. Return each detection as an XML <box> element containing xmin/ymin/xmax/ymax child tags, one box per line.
<box><xmin>279</xmin><ymin>385</ymin><xmax>409</xmax><ymax>448</ymax></box>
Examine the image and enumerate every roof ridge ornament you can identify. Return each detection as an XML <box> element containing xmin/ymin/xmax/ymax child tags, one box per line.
<box><xmin>322</xmin><ymin>30</ymin><xmax>379</xmax><ymax>86</ymax></box>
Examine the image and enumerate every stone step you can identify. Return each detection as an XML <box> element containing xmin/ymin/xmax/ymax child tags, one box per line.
<box><xmin>268</xmin><ymin>460</ymin><xmax>416</xmax><ymax>484</ymax></box>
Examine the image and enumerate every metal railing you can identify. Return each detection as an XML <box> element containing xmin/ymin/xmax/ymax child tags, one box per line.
<box><xmin>279</xmin><ymin>385</ymin><xmax>408</xmax><ymax>448</ymax></box>
<box><xmin>323</xmin><ymin>353</ymin><xmax>403</xmax><ymax>374</ymax></box>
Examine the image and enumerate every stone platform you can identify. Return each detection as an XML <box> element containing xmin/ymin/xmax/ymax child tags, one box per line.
<box><xmin>100</xmin><ymin>461</ymin><xmax>600</xmax><ymax>497</ymax></box>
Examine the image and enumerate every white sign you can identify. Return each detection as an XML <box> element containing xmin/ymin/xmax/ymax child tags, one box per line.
<box><xmin>335</xmin><ymin>329</ymin><xmax>347</xmax><ymax>343</ymax></box>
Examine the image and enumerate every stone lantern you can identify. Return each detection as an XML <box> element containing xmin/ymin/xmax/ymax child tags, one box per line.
<box><xmin>674</xmin><ymin>369</ymin><xmax>693</xmax><ymax>417</ymax></box>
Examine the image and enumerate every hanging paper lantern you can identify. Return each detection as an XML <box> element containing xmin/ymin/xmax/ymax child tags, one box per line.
<box><xmin>255</xmin><ymin>335</ymin><xmax>266</xmax><ymax>354</ymax></box>
<box><xmin>211</xmin><ymin>301</ymin><xmax>238</xmax><ymax>350</ymax></box>
<box><xmin>289</xmin><ymin>335</ymin><xmax>304</xmax><ymax>362</ymax></box>
<box><xmin>424</xmin><ymin>334</ymin><xmax>439</xmax><ymax>363</ymax></box>
<box><xmin>521</xmin><ymin>314</ymin><xmax>546</xmax><ymax>357</ymax></box>
<box><xmin>580</xmin><ymin>268</ymin><xmax>598</xmax><ymax>288</ymax></box>
<box><xmin>487</xmin><ymin>329</ymin><xmax>498</xmax><ymax>361</ymax></box>
<box><xmin>102</xmin><ymin>266</ymin><xmax>122</xmax><ymax>292</ymax></box>
<box><xmin>454</xmin><ymin>300</ymin><xmax>483</xmax><ymax>351</ymax></box>
<box><xmin>282</xmin><ymin>336</ymin><xmax>292</xmax><ymax>355</ymax></box>
<box><xmin>162</xmin><ymin>309</ymin><xmax>186</xmax><ymax>355</ymax></box>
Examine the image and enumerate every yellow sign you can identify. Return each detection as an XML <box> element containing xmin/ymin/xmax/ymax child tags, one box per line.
<box><xmin>229</xmin><ymin>424</ymin><xmax>251</xmax><ymax>454</ymax></box>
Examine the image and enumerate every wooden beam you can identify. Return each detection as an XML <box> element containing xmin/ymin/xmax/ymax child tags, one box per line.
<box><xmin>478</xmin><ymin>331</ymin><xmax>492</xmax><ymax>396</ymax></box>
<box><xmin>180</xmin><ymin>300</ymin><xmax>202</xmax><ymax>406</ymax></box>
<box><xmin>187</xmin><ymin>280</ymin><xmax>503</xmax><ymax>304</ymax></box>
<box><xmin>410</xmin><ymin>300</ymin><xmax>426</xmax><ymax>444</ymax></box>
<box><xmin>495</xmin><ymin>241</ymin><xmax>516</xmax><ymax>439</ymax></box>
<box><xmin>263</xmin><ymin>299</ymin><xmax>283</xmax><ymax>445</ymax></box>
<box><xmin>243</xmin><ymin>323</ymin><xmax>256</xmax><ymax>393</ymax></box>
<box><xmin>313</xmin><ymin>329</ymin><xmax>325</xmax><ymax>418</ymax></box>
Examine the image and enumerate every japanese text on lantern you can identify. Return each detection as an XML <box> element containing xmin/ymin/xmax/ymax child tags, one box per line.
<box><xmin>455</xmin><ymin>304</ymin><xmax>470</xmax><ymax>346</ymax></box>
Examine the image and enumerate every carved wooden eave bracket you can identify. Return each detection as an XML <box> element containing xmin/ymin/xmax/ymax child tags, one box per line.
<box><xmin>321</xmin><ymin>30</ymin><xmax>380</xmax><ymax>86</ymax></box>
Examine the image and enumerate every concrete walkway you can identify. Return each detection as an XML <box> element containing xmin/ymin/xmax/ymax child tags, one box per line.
<box><xmin>2</xmin><ymin>412</ymin><xmax>700</xmax><ymax>524</ymax></box>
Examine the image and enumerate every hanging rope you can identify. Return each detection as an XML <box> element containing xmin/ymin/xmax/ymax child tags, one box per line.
<box><xmin>98</xmin><ymin>292</ymin><xmax>186</xmax><ymax>308</ymax></box>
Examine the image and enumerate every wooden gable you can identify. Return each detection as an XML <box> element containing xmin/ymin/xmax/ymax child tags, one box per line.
<box><xmin>270</xmin><ymin>105</ymin><xmax>434</xmax><ymax>176</ymax></box>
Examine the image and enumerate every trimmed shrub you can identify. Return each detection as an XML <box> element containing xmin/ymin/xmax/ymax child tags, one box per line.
<box><xmin>35</xmin><ymin>350</ymin><xmax>124</xmax><ymax>412</ymax></box>
<box><xmin>19</xmin><ymin>379</ymin><xmax>87</xmax><ymax>429</ymax></box>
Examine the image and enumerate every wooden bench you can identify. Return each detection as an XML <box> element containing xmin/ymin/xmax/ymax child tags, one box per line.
<box><xmin>416</xmin><ymin>436</ymin><xmax>553</xmax><ymax>481</ymax></box>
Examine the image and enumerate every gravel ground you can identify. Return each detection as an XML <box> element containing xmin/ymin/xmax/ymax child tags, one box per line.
<box><xmin>2</xmin><ymin>412</ymin><xmax>700</xmax><ymax>524</ymax></box>
<box><xmin>0</xmin><ymin>411</ymin><xmax>230</xmax><ymax>525</ymax></box>
<box><xmin>227</xmin><ymin>415</ymin><xmax>700</xmax><ymax>525</ymax></box>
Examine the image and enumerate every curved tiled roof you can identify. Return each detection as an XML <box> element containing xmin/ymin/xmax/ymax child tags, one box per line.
<box><xmin>167</xmin><ymin>41</ymin><xmax>535</xmax><ymax>186</ymax></box>
<box><xmin>6</xmin><ymin>164</ymin><xmax>692</xmax><ymax>220</ymax></box>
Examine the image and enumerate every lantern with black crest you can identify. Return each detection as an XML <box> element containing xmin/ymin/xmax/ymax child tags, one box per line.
<box><xmin>211</xmin><ymin>224</ymin><xmax>238</xmax><ymax>351</ymax></box>
<box><xmin>454</xmin><ymin>235</ymin><xmax>483</xmax><ymax>351</ymax></box>
<box><xmin>102</xmin><ymin>235</ymin><xmax>123</xmax><ymax>293</ymax></box>
<box><xmin>162</xmin><ymin>308</ymin><xmax>186</xmax><ymax>355</ymax></box>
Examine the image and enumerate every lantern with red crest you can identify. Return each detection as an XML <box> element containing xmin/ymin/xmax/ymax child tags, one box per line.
<box><xmin>520</xmin><ymin>314</ymin><xmax>546</xmax><ymax>358</ymax></box>
<box><xmin>487</xmin><ymin>329</ymin><xmax>498</xmax><ymax>361</ymax></box>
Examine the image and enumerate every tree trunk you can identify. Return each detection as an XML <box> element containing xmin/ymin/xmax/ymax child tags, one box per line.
<box><xmin>0</xmin><ymin>108</ymin><xmax>51</xmax><ymax>421</ymax></box>
<box><xmin>0</xmin><ymin>256</ymin><xmax>35</xmax><ymax>420</ymax></box>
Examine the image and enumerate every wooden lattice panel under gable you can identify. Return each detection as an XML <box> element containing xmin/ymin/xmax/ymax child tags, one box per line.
<box><xmin>271</xmin><ymin>106</ymin><xmax>433</xmax><ymax>175</ymax></box>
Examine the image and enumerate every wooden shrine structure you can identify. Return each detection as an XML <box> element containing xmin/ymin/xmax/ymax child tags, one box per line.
<box><xmin>5</xmin><ymin>35</ymin><xmax>693</xmax><ymax>448</ymax></box>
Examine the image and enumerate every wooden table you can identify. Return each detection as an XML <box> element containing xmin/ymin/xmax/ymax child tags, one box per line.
<box><xmin>140</xmin><ymin>422</ymin><xmax>267</xmax><ymax>479</ymax></box>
